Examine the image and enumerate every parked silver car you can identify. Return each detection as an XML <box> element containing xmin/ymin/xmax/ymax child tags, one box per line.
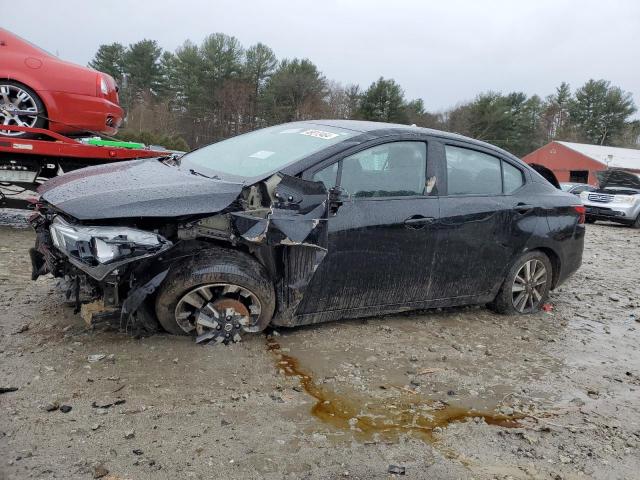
<box><xmin>560</xmin><ymin>182</ymin><xmax>596</xmax><ymax>195</ymax></box>
<box><xmin>580</xmin><ymin>170</ymin><xmax>640</xmax><ymax>227</ymax></box>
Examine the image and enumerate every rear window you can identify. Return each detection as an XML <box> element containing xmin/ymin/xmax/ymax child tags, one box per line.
<box><xmin>446</xmin><ymin>145</ymin><xmax>502</xmax><ymax>195</ymax></box>
<box><xmin>503</xmin><ymin>161</ymin><xmax>524</xmax><ymax>193</ymax></box>
<box><xmin>445</xmin><ymin>145</ymin><xmax>525</xmax><ymax>195</ymax></box>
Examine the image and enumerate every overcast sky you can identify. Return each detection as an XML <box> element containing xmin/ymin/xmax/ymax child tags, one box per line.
<box><xmin>5</xmin><ymin>0</ymin><xmax>640</xmax><ymax>112</ymax></box>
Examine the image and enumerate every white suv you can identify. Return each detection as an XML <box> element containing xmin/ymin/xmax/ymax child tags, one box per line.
<box><xmin>580</xmin><ymin>170</ymin><xmax>640</xmax><ymax>228</ymax></box>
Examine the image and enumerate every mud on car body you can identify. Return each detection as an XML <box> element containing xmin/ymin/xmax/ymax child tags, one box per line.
<box><xmin>29</xmin><ymin>120</ymin><xmax>586</xmax><ymax>343</ymax></box>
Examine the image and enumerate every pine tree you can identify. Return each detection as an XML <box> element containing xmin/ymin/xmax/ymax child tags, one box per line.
<box><xmin>88</xmin><ymin>43</ymin><xmax>126</xmax><ymax>81</ymax></box>
<box><xmin>262</xmin><ymin>59</ymin><xmax>326</xmax><ymax>123</ymax></box>
<box><xmin>569</xmin><ymin>79</ymin><xmax>636</xmax><ymax>145</ymax></box>
<box><xmin>244</xmin><ymin>43</ymin><xmax>277</xmax><ymax>126</ymax></box>
<box><xmin>358</xmin><ymin>78</ymin><xmax>408</xmax><ymax>123</ymax></box>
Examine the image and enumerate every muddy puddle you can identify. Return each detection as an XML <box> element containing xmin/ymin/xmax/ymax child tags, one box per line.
<box><xmin>267</xmin><ymin>337</ymin><xmax>522</xmax><ymax>444</ymax></box>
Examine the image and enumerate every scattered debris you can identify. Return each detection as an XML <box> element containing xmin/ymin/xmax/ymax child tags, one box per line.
<box><xmin>132</xmin><ymin>449</ymin><xmax>143</xmax><ymax>456</ymax></box>
<box><xmin>270</xmin><ymin>391</ymin><xmax>285</xmax><ymax>403</ymax></box>
<box><xmin>13</xmin><ymin>324</ymin><xmax>29</xmax><ymax>334</ymax></box>
<box><xmin>499</xmin><ymin>406</ymin><xmax>514</xmax><ymax>416</ymax></box>
<box><xmin>112</xmin><ymin>384</ymin><xmax>126</xmax><ymax>394</ymax></box>
<box><xmin>124</xmin><ymin>430</ymin><xmax>135</xmax><ymax>440</ymax></box>
<box><xmin>88</xmin><ymin>354</ymin><xmax>107</xmax><ymax>363</ymax></box>
<box><xmin>390</xmin><ymin>385</ymin><xmax>418</xmax><ymax>395</ymax></box>
<box><xmin>542</xmin><ymin>303</ymin><xmax>554</xmax><ymax>312</ymax></box>
<box><xmin>0</xmin><ymin>386</ymin><xmax>18</xmax><ymax>394</ymax></box>
<box><xmin>93</xmin><ymin>464</ymin><xmax>109</xmax><ymax>478</ymax></box>
<box><xmin>91</xmin><ymin>399</ymin><xmax>126</xmax><ymax>409</ymax></box>
<box><xmin>59</xmin><ymin>404</ymin><xmax>72</xmax><ymax>413</ymax></box>
<box><xmin>417</xmin><ymin>368</ymin><xmax>443</xmax><ymax>375</ymax></box>
<box><xmin>42</xmin><ymin>401</ymin><xmax>59</xmax><ymax>412</ymax></box>
<box><xmin>388</xmin><ymin>464</ymin><xmax>406</xmax><ymax>475</ymax></box>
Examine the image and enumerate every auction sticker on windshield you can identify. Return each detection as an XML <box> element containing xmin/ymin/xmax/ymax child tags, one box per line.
<box><xmin>299</xmin><ymin>129</ymin><xmax>340</xmax><ymax>140</ymax></box>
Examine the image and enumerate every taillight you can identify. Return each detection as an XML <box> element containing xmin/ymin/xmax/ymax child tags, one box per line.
<box><xmin>96</xmin><ymin>74</ymin><xmax>109</xmax><ymax>97</ymax></box>
<box><xmin>572</xmin><ymin>205</ymin><xmax>586</xmax><ymax>224</ymax></box>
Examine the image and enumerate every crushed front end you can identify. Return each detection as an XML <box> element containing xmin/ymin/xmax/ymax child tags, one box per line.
<box><xmin>28</xmin><ymin>171</ymin><xmax>331</xmax><ymax>335</ymax></box>
<box><xmin>30</xmin><ymin>205</ymin><xmax>174</xmax><ymax>329</ymax></box>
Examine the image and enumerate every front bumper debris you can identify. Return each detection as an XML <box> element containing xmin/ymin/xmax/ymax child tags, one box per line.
<box><xmin>29</xmin><ymin>211</ymin><xmax>173</xmax><ymax>330</ymax></box>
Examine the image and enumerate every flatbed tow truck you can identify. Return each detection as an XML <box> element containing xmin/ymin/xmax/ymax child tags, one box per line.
<box><xmin>0</xmin><ymin>125</ymin><xmax>172</xmax><ymax>209</ymax></box>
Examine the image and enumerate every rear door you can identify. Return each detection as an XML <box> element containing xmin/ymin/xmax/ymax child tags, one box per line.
<box><xmin>429</xmin><ymin>141</ymin><xmax>535</xmax><ymax>300</ymax></box>
<box><xmin>296</xmin><ymin>138</ymin><xmax>440</xmax><ymax>313</ymax></box>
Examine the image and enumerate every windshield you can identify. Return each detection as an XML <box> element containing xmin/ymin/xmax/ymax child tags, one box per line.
<box><xmin>560</xmin><ymin>183</ymin><xmax>574</xmax><ymax>191</ymax></box>
<box><xmin>180</xmin><ymin>123</ymin><xmax>357</xmax><ymax>179</ymax></box>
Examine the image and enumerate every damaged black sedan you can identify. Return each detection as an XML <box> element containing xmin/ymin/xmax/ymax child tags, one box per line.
<box><xmin>30</xmin><ymin>121</ymin><xmax>585</xmax><ymax>343</ymax></box>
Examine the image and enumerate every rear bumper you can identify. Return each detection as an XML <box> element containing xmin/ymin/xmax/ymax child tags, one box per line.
<box><xmin>38</xmin><ymin>90</ymin><xmax>124</xmax><ymax>136</ymax></box>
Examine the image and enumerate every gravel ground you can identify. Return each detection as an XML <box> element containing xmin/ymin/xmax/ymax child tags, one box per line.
<box><xmin>1</xmin><ymin>214</ymin><xmax>639</xmax><ymax>480</ymax></box>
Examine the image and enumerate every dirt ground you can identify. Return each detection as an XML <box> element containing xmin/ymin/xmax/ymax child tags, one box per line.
<box><xmin>1</xmin><ymin>213</ymin><xmax>639</xmax><ymax>480</ymax></box>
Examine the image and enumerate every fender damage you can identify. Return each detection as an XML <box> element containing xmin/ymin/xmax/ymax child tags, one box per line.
<box><xmin>30</xmin><ymin>170</ymin><xmax>329</xmax><ymax>332</ymax></box>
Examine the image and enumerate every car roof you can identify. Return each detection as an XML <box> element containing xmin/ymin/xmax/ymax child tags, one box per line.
<box><xmin>304</xmin><ymin>119</ymin><xmax>519</xmax><ymax>160</ymax></box>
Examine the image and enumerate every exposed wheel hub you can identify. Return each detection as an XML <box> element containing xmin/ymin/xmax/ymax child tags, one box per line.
<box><xmin>174</xmin><ymin>283</ymin><xmax>262</xmax><ymax>344</ymax></box>
<box><xmin>194</xmin><ymin>298</ymin><xmax>248</xmax><ymax>344</ymax></box>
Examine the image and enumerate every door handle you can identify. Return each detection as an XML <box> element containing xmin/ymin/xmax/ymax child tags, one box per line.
<box><xmin>514</xmin><ymin>203</ymin><xmax>534</xmax><ymax>214</ymax></box>
<box><xmin>404</xmin><ymin>215</ymin><xmax>435</xmax><ymax>229</ymax></box>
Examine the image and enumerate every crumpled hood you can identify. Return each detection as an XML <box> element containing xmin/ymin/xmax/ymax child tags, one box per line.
<box><xmin>39</xmin><ymin>159</ymin><xmax>245</xmax><ymax>220</ymax></box>
<box><xmin>596</xmin><ymin>169</ymin><xmax>640</xmax><ymax>190</ymax></box>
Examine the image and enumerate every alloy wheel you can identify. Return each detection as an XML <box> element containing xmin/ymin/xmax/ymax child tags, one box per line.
<box><xmin>0</xmin><ymin>84</ymin><xmax>40</xmax><ymax>135</ymax></box>
<box><xmin>174</xmin><ymin>283</ymin><xmax>262</xmax><ymax>344</ymax></box>
<box><xmin>511</xmin><ymin>259</ymin><xmax>547</xmax><ymax>313</ymax></box>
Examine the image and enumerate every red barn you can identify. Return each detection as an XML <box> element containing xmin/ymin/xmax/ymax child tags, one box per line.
<box><xmin>523</xmin><ymin>141</ymin><xmax>640</xmax><ymax>186</ymax></box>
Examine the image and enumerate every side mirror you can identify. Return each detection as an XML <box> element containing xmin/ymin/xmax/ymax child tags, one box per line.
<box><xmin>328</xmin><ymin>186</ymin><xmax>348</xmax><ymax>215</ymax></box>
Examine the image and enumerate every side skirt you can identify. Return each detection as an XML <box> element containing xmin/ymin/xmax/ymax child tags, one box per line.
<box><xmin>273</xmin><ymin>293</ymin><xmax>496</xmax><ymax>327</ymax></box>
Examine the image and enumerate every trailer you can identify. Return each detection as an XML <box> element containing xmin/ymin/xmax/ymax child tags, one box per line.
<box><xmin>0</xmin><ymin>125</ymin><xmax>172</xmax><ymax>209</ymax></box>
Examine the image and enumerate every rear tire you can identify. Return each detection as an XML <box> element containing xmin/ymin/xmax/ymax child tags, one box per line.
<box><xmin>155</xmin><ymin>248</ymin><xmax>275</xmax><ymax>340</ymax></box>
<box><xmin>631</xmin><ymin>214</ymin><xmax>640</xmax><ymax>229</ymax></box>
<box><xmin>0</xmin><ymin>81</ymin><xmax>47</xmax><ymax>138</ymax></box>
<box><xmin>491</xmin><ymin>251</ymin><xmax>553</xmax><ymax>315</ymax></box>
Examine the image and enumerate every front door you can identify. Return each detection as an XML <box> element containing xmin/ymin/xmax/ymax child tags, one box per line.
<box><xmin>296</xmin><ymin>140</ymin><xmax>440</xmax><ymax>314</ymax></box>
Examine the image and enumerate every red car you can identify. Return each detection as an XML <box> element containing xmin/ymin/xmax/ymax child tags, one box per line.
<box><xmin>0</xmin><ymin>28</ymin><xmax>123</xmax><ymax>138</ymax></box>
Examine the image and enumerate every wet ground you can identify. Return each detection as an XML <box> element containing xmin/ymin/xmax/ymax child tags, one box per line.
<box><xmin>1</xmin><ymin>214</ymin><xmax>639</xmax><ymax>479</ymax></box>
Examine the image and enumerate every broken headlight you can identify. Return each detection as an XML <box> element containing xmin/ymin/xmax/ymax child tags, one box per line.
<box><xmin>49</xmin><ymin>215</ymin><xmax>168</xmax><ymax>265</ymax></box>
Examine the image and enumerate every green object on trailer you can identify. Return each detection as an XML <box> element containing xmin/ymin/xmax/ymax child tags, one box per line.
<box><xmin>86</xmin><ymin>138</ymin><xmax>146</xmax><ymax>149</ymax></box>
